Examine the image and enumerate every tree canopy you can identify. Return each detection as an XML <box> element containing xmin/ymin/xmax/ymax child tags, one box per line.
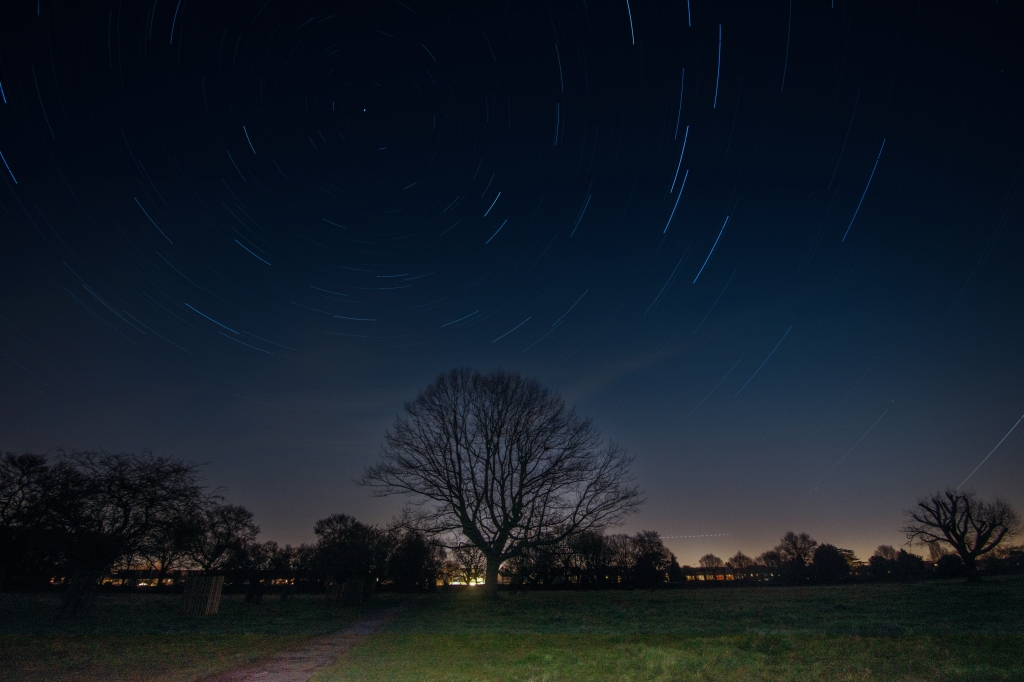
<box><xmin>903</xmin><ymin>489</ymin><xmax>1020</xmax><ymax>581</ymax></box>
<box><xmin>362</xmin><ymin>368</ymin><xmax>643</xmax><ymax>596</ymax></box>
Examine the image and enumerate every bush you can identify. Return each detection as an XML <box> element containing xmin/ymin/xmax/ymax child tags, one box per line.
<box><xmin>894</xmin><ymin>550</ymin><xmax>925</xmax><ymax>581</ymax></box>
<box><xmin>935</xmin><ymin>554</ymin><xmax>964</xmax><ymax>579</ymax></box>
<box><xmin>811</xmin><ymin>544</ymin><xmax>850</xmax><ymax>584</ymax></box>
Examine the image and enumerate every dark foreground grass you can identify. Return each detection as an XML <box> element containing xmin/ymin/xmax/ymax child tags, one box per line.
<box><xmin>312</xmin><ymin>577</ymin><xmax>1024</xmax><ymax>682</ymax></box>
<box><xmin>0</xmin><ymin>592</ymin><xmax>403</xmax><ymax>682</ymax></box>
<box><xmin>3</xmin><ymin>579</ymin><xmax>1023</xmax><ymax>681</ymax></box>
<box><xmin>314</xmin><ymin>633</ymin><xmax>1024</xmax><ymax>682</ymax></box>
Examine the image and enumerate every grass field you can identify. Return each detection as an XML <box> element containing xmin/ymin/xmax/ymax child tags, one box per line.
<box><xmin>3</xmin><ymin>578</ymin><xmax>1024</xmax><ymax>681</ymax></box>
<box><xmin>313</xmin><ymin>578</ymin><xmax>1024</xmax><ymax>681</ymax></box>
<box><xmin>0</xmin><ymin>591</ymin><xmax>403</xmax><ymax>682</ymax></box>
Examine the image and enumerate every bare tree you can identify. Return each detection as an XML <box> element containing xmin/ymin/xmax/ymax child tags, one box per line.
<box><xmin>902</xmin><ymin>489</ymin><xmax>1020</xmax><ymax>582</ymax></box>
<box><xmin>630</xmin><ymin>531</ymin><xmax>676</xmax><ymax>587</ymax></box>
<box><xmin>726</xmin><ymin>551</ymin><xmax>754</xmax><ymax>570</ymax></box>
<box><xmin>362</xmin><ymin>368</ymin><xmax>643</xmax><ymax>597</ymax></box>
<box><xmin>776</xmin><ymin>532</ymin><xmax>818</xmax><ymax>566</ymax></box>
<box><xmin>699</xmin><ymin>553</ymin><xmax>724</xmax><ymax>569</ymax></box>
<box><xmin>189</xmin><ymin>501</ymin><xmax>259</xmax><ymax>574</ymax></box>
<box><xmin>873</xmin><ymin>544</ymin><xmax>898</xmax><ymax>562</ymax></box>
<box><xmin>0</xmin><ymin>454</ymin><xmax>50</xmax><ymax>590</ymax></box>
<box><xmin>47</xmin><ymin>450</ymin><xmax>206</xmax><ymax>617</ymax></box>
<box><xmin>453</xmin><ymin>546</ymin><xmax>486</xmax><ymax>585</ymax></box>
<box><xmin>757</xmin><ymin>550</ymin><xmax>784</xmax><ymax>569</ymax></box>
<box><xmin>926</xmin><ymin>541</ymin><xmax>950</xmax><ymax>563</ymax></box>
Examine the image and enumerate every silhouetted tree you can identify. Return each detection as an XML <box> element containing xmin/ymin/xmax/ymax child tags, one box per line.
<box><xmin>811</xmin><ymin>544</ymin><xmax>850</xmax><ymax>583</ymax></box>
<box><xmin>698</xmin><ymin>553</ymin><xmax>724</xmax><ymax>569</ymax></box>
<box><xmin>453</xmin><ymin>545</ymin><xmax>487</xmax><ymax>585</ymax></box>
<box><xmin>980</xmin><ymin>544</ymin><xmax>1024</xmax><ymax>575</ymax></box>
<box><xmin>726</xmin><ymin>551</ymin><xmax>754</xmax><ymax>570</ymax></box>
<box><xmin>926</xmin><ymin>541</ymin><xmax>951</xmax><ymax>563</ymax></box>
<box><xmin>757</xmin><ymin>549</ymin><xmax>784</xmax><ymax>570</ymax></box>
<box><xmin>313</xmin><ymin>513</ymin><xmax>390</xmax><ymax>588</ymax></box>
<box><xmin>502</xmin><ymin>538</ymin><xmax>568</xmax><ymax>587</ymax></box>
<box><xmin>0</xmin><ymin>453</ymin><xmax>51</xmax><ymax>589</ymax></box>
<box><xmin>760</xmin><ymin>532</ymin><xmax>818</xmax><ymax>583</ymax></box>
<box><xmin>776</xmin><ymin>532</ymin><xmax>818</xmax><ymax>565</ymax></box>
<box><xmin>894</xmin><ymin>549</ymin><xmax>925</xmax><ymax>581</ymax></box>
<box><xmin>189</xmin><ymin>502</ymin><xmax>259</xmax><ymax>574</ymax></box>
<box><xmin>387</xmin><ymin>529</ymin><xmax>444</xmax><ymax>592</ymax></box>
<box><xmin>868</xmin><ymin>547</ymin><xmax>897</xmax><ymax>580</ymax></box>
<box><xmin>874</xmin><ymin>544</ymin><xmax>898</xmax><ymax>561</ymax></box>
<box><xmin>902</xmin><ymin>489</ymin><xmax>1020</xmax><ymax>582</ymax></box>
<box><xmin>265</xmin><ymin>543</ymin><xmax>301</xmax><ymax>598</ymax></box>
<box><xmin>45</xmin><ymin>450</ymin><xmax>206</xmax><ymax>617</ymax></box>
<box><xmin>604</xmin><ymin>534</ymin><xmax>635</xmax><ymax>584</ymax></box>
<box><xmin>630</xmin><ymin>531</ymin><xmax>676</xmax><ymax>588</ymax></box>
<box><xmin>565</xmin><ymin>530</ymin><xmax>613</xmax><ymax>587</ymax></box>
<box><xmin>140</xmin><ymin>504</ymin><xmax>205</xmax><ymax>586</ymax></box>
<box><xmin>935</xmin><ymin>553</ymin><xmax>964</xmax><ymax>579</ymax></box>
<box><xmin>362</xmin><ymin>368</ymin><xmax>643</xmax><ymax>597</ymax></box>
<box><xmin>867</xmin><ymin>546</ymin><xmax>922</xmax><ymax>581</ymax></box>
<box><xmin>234</xmin><ymin>540</ymin><xmax>279</xmax><ymax>604</ymax></box>
<box><xmin>836</xmin><ymin>547</ymin><xmax>860</xmax><ymax>568</ymax></box>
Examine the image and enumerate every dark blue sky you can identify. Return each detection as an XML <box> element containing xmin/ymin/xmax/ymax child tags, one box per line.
<box><xmin>1</xmin><ymin>0</ymin><xmax>1022</xmax><ymax>564</ymax></box>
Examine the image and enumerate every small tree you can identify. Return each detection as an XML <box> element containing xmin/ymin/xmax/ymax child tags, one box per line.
<box><xmin>869</xmin><ymin>546</ymin><xmax>897</xmax><ymax>580</ymax></box>
<box><xmin>811</xmin><ymin>544</ymin><xmax>850</xmax><ymax>583</ymax></box>
<box><xmin>630</xmin><ymin>531</ymin><xmax>676</xmax><ymax>588</ymax></box>
<box><xmin>902</xmin><ymin>489</ymin><xmax>1020</xmax><ymax>582</ymax></box>
<box><xmin>189</xmin><ymin>502</ymin><xmax>259</xmax><ymax>574</ymax></box>
<box><xmin>726</xmin><ymin>551</ymin><xmax>754</xmax><ymax>570</ymax></box>
<box><xmin>776</xmin><ymin>532</ymin><xmax>818</xmax><ymax>565</ymax></box>
<box><xmin>757</xmin><ymin>549</ymin><xmax>784</xmax><ymax>570</ymax></box>
<box><xmin>698</xmin><ymin>553</ymin><xmax>724</xmax><ymax>569</ymax></box>
<box><xmin>47</xmin><ymin>451</ymin><xmax>206</xmax><ymax>617</ymax></box>
<box><xmin>874</xmin><ymin>544</ymin><xmax>898</xmax><ymax>561</ymax></box>
<box><xmin>362</xmin><ymin>368</ymin><xmax>643</xmax><ymax>597</ymax></box>
<box><xmin>313</xmin><ymin>513</ymin><xmax>390</xmax><ymax>590</ymax></box>
<box><xmin>0</xmin><ymin>454</ymin><xmax>51</xmax><ymax>589</ymax></box>
<box><xmin>453</xmin><ymin>546</ymin><xmax>486</xmax><ymax>585</ymax></box>
<box><xmin>894</xmin><ymin>550</ymin><xmax>925</xmax><ymax>582</ymax></box>
<box><xmin>141</xmin><ymin>506</ymin><xmax>205</xmax><ymax>586</ymax></box>
<box><xmin>387</xmin><ymin>530</ymin><xmax>444</xmax><ymax>592</ymax></box>
<box><xmin>566</xmin><ymin>530</ymin><xmax>613</xmax><ymax>587</ymax></box>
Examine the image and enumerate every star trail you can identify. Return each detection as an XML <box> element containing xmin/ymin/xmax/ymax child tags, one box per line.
<box><xmin>1</xmin><ymin>0</ymin><xmax>1022</xmax><ymax>563</ymax></box>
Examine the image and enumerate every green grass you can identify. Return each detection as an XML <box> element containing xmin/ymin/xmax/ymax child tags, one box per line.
<box><xmin>0</xmin><ymin>592</ymin><xmax>403</xmax><ymax>682</ymax></box>
<box><xmin>0</xmin><ymin>633</ymin><xmax>310</xmax><ymax>682</ymax></box>
<box><xmin>311</xmin><ymin>578</ymin><xmax>1024</xmax><ymax>682</ymax></box>
<box><xmin>3</xmin><ymin>579</ymin><xmax>1024</xmax><ymax>681</ymax></box>
<box><xmin>314</xmin><ymin>633</ymin><xmax>1024</xmax><ymax>682</ymax></box>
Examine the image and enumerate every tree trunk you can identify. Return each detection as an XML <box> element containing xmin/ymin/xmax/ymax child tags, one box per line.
<box><xmin>483</xmin><ymin>554</ymin><xmax>502</xmax><ymax>598</ymax></box>
<box><xmin>245</xmin><ymin>575</ymin><xmax>264</xmax><ymax>604</ymax></box>
<box><xmin>362</xmin><ymin>575</ymin><xmax>376</xmax><ymax>602</ymax></box>
<box><xmin>963</xmin><ymin>555</ymin><xmax>981</xmax><ymax>582</ymax></box>
<box><xmin>58</xmin><ymin>569</ymin><xmax>106</xmax><ymax>618</ymax></box>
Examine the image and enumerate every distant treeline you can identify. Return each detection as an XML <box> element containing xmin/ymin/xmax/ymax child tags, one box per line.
<box><xmin>0</xmin><ymin>452</ymin><xmax>444</xmax><ymax>600</ymax></box>
<box><xmin>497</xmin><ymin>529</ymin><xmax>1024</xmax><ymax>588</ymax></box>
<box><xmin>3</xmin><ymin>451</ymin><xmax>1021</xmax><ymax>609</ymax></box>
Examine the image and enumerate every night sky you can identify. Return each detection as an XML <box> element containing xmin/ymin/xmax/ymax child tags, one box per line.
<box><xmin>2</xmin><ymin>0</ymin><xmax>1023</xmax><ymax>565</ymax></box>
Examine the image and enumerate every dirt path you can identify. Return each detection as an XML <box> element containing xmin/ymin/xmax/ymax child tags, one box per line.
<box><xmin>199</xmin><ymin>604</ymin><xmax>406</xmax><ymax>682</ymax></box>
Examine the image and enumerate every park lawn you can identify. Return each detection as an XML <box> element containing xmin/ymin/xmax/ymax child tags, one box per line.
<box><xmin>0</xmin><ymin>592</ymin><xmax>404</xmax><ymax>682</ymax></box>
<box><xmin>313</xmin><ymin>633</ymin><xmax>1024</xmax><ymax>682</ymax></box>
<box><xmin>0</xmin><ymin>633</ymin><xmax>310</xmax><ymax>682</ymax></box>
<box><xmin>313</xmin><ymin>577</ymin><xmax>1024</xmax><ymax>682</ymax></box>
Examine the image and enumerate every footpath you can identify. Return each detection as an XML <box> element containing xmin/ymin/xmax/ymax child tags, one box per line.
<box><xmin>200</xmin><ymin>603</ymin><xmax>405</xmax><ymax>682</ymax></box>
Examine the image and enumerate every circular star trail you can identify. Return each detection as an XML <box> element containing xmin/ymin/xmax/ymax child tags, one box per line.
<box><xmin>1</xmin><ymin>0</ymin><xmax>1022</xmax><ymax>561</ymax></box>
